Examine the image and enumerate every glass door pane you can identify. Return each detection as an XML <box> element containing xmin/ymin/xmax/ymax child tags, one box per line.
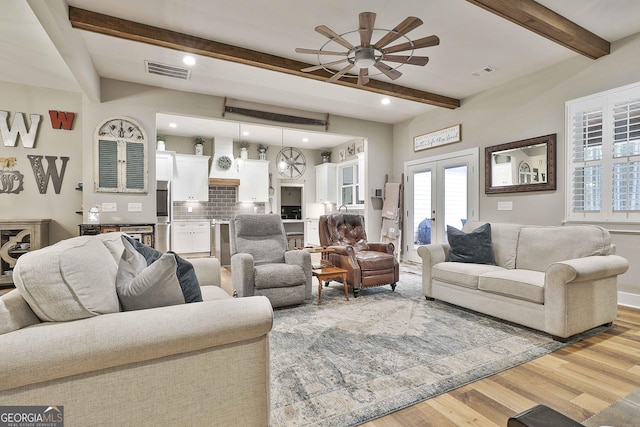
<box><xmin>443</xmin><ymin>165</ymin><xmax>468</xmax><ymax>242</ymax></box>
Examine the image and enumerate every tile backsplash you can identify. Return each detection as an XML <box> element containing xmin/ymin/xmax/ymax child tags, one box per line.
<box><xmin>172</xmin><ymin>185</ymin><xmax>265</xmax><ymax>221</ymax></box>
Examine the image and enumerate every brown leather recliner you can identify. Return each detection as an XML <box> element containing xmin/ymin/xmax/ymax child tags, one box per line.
<box><xmin>319</xmin><ymin>213</ymin><xmax>399</xmax><ymax>297</ymax></box>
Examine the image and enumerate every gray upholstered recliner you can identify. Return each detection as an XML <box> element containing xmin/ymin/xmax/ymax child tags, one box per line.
<box><xmin>230</xmin><ymin>214</ymin><xmax>312</xmax><ymax>308</ymax></box>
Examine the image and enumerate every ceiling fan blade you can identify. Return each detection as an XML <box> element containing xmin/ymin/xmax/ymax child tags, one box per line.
<box><xmin>295</xmin><ymin>48</ymin><xmax>348</xmax><ymax>56</ymax></box>
<box><xmin>315</xmin><ymin>25</ymin><xmax>355</xmax><ymax>50</ymax></box>
<box><xmin>374</xmin><ymin>16</ymin><xmax>423</xmax><ymax>49</ymax></box>
<box><xmin>374</xmin><ymin>61</ymin><xmax>402</xmax><ymax>80</ymax></box>
<box><xmin>358</xmin><ymin>12</ymin><xmax>376</xmax><ymax>47</ymax></box>
<box><xmin>383</xmin><ymin>55</ymin><xmax>430</xmax><ymax>66</ymax></box>
<box><xmin>357</xmin><ymin>68</ymin><xmax>369</xmax><ymax>86</ymax></box>
<box><xmin>327</xmin><ymin>63</ymin><xmax>356</xmax><ymax>83</ymax></box>
<box><xmin>301</xmin><ymin>58</ymin><xmax>348</xmax><ymax>72</ymax></box>
<box><xmin>382</xmin><ymin>35</ymin><xmax>440</xmax><ymax>54</ymax></box>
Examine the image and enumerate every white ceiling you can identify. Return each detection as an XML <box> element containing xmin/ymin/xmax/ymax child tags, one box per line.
<box><xmin>4</xmin><ymin>0</ymin><xmax>640</xmax><ymax>148</ymax></box>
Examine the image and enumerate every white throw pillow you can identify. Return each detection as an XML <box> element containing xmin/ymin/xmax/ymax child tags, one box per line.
<box><xmin>13</xmin><ymin>236</ymin><xmax>120</xmax><ymax>322</ymax></box>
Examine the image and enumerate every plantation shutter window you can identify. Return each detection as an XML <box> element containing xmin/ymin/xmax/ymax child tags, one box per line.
<box><xmin>94</xmin><ymin>117</ymin><xmax>148</xmax><ymax>193</ymax></box>
<box><xmin>566</xmin><ymin>82</ymin><xmax>640</xmax><ymax>222</ymax></box>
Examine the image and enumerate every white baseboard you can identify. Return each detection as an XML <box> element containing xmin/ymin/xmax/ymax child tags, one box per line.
<box><xmin>618</xmin><ymin>291</ymin><xmax>640</xmax><ymax>309</ymax></box>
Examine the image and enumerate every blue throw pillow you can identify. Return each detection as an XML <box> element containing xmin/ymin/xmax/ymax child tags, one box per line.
<box><xmin>123</xmin><ymin>235</ymin><xmax>203</xmax><ymax>303</ymax></box>
<box><xmin>447</xmin><ymin>223</ymin><xmax>496</xmax><ymax>265</ymax></box>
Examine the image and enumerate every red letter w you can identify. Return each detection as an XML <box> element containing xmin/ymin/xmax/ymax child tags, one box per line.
<box><xmin>48</xmin><ymin>110</ymin><xmax>76</xmax><ymax>130</ymax></box>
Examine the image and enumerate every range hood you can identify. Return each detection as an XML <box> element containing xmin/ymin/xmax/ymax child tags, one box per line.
<box><xmin>209</xmin><ymin>137</ymin><xmax>240</xmax><ymax>185</ymax></box>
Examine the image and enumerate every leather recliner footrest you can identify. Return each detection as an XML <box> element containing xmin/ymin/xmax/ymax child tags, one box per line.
<box><xmin>507</xmin><ymin>405</ymin><xmax>585</xmax><ymax>427</ymax></box>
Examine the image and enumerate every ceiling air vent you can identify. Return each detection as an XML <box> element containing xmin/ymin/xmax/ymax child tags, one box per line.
<box><xmin>145</xmin><ymin>61</ymin><xmax>191</xmax><ymax>80</ymax></box>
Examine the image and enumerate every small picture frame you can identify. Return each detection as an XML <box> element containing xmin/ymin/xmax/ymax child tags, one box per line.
<box><xmin>338</xmin><ymin>148</ymin><xmax>346</xmax><ymax>162</ymax></box>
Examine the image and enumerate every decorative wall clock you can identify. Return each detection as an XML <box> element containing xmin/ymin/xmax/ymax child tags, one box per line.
<box><xmin>276</xmin><ymin>147</ymin><xmax>306</xmax><ymax>179</ymax></box>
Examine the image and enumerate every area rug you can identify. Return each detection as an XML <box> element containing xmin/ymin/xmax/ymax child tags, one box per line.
<box><xmin>269</xmin><ymin>268</ymin><xmax>606</xmax><ymax>426</ymax></box>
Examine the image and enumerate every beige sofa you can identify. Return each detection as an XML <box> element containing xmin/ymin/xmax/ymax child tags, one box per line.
<box><xmin>0</xmin><ymin>233</ymin><xmax>273</xmax><ymax>426</ymax></box>
<box><xmin>418</xmin><ymin>222</ymin><xmax>629</xmax><ymax>341</ymax></box>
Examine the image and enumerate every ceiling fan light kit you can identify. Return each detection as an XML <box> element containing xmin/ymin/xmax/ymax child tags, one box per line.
<box><xmin>296</xmin><ymin>12</ymin><xmax>439</xmax><ymax>85</ymax></box>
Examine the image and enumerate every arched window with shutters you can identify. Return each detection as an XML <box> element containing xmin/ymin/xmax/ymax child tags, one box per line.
<box><xmin>94</xmin><ymin>116</ymin><xmax>147</xmax><ymax>193</ymax></box>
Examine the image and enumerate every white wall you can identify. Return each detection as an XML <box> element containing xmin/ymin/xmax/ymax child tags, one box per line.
<box><xmin>393</xmin><ymin>32</ymin><xmax>640</xmax><ymax>302</ymax></box>
<box><xmin>0</xmin><ymin>81</ymin><xmax>82</xmax><ymax>243</ymax></box>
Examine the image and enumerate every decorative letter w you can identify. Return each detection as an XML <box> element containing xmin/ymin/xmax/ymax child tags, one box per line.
<box><xmin>0</xmin><ymin>111</ymin><xmax>41</xmax><ymax>148</ymax></box>
<box><xmin>49</xmin><ymin>110</ymin><xmax>76</xmax><ymax>130</ymax></box>
<box><xmin>28</xmin><ymin>155</ymin><xmax>69</xmax><ymax>194</ymax></box>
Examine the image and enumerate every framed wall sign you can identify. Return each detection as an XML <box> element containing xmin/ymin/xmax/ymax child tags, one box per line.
<box><xmin>414</xmin><ymin>124</ymin><xmax>461</xmax><ymax>152</ymax></box>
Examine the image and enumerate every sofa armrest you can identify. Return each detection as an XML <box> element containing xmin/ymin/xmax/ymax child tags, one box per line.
<box><xmin>417</xmin><ymin>244</ymin><xmax>450</xmax><ymax>298</ymax></box>
<box><xmin>546</xmin><ymin>254</ymin><xmax>629</xmax><ymax>285</ymax></box>
<box><xmin>189</xmin><ymin>257</ymin><xmax>222</xmax><ymax>287</ymax></box>
<box><xmin>0</xmin><ymin>296</ymin><xmax>273</xmax><ymax>392</ymax></box>
<box><xmin>285</xmin><ymin>249</ymin><xmax>313</xmax><ymax>299</ymax></box>
<box><xmin>231</xmin><ymin>252</ymin><xmax>255</xmax><ymax>297</ymax></box>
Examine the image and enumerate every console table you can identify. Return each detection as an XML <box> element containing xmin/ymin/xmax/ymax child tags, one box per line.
<box><xmin>0</xmin><ymin>219</ymin><xmax>50</xmax><ymax>287</ymax></box>
<box><xmin>79</xmin><ymin>223</ymin><xmax>155</xmax><ymax>248</ymax></box>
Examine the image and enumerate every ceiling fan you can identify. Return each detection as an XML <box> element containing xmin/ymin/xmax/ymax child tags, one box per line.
<box><xmin>296</xmin><ymin>12</ymin><xmax>439</xmax><ymax>85</ymax></box>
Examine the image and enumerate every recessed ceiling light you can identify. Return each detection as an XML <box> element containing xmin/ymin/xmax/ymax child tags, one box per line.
<box><xmin>183</xmin><ymin>55</ymin><xmax>196</xmax><ymax>66</ymax></box>
<box><xmin>243</xmin><ymin>131</ymin><xmax>250</xmax><ymax>136</ymax></box>
<box><xmin>302</xmin><ymin>138</ymin><xmax>309</xmax><ymax>143</ymax></box>
<box><xmin>381</xmin><ymin>98</ymin><xmax>391</xmax><ymax>105</ymax></box>
<box><xmin>169</xmin><ymin>123</ymin><xmax>177</xmax><ymax>128</ymax></box>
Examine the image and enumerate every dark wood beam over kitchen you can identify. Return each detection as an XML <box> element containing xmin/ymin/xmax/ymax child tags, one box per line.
<box><xmin>68</xmin><ymin>6</ymin><xmax>460</xmax><ymax>110</ymax></box>
<box><xmin>467</xmin><ymin>0</ymin><xmax>610</xmax><ymax>59</ymax></box>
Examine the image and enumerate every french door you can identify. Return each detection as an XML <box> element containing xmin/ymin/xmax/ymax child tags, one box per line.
<box><xmin>404</xmin><ymin>148</ymin><xmax>479</xmax><ymax>263</ymax></box>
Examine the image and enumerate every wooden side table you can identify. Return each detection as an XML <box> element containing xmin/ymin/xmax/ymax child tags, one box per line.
<box><xmin>312</xmin><ymin>266</ymin><xmax>349</xmax><ymax>305</ymax></box>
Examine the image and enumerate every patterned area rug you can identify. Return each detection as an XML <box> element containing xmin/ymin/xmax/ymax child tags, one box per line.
<box><xmin>269</xmin><ymin>269</ymin><xmax>600</xmax><ymax>426</ymax></box>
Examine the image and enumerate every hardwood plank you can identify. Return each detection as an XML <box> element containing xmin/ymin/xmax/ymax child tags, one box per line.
<box><xmin>570</xmin><ymin>393</ymin><xmax>611</xmax><ymax>414</ymax></box>
<box><xmin>426</xmin><ymin>394</ymin><xmax>500</xmax><ymax>426</ymax></box>
<box><xmin>449</xmin><ymin>387</ymin><xmax>514</xmax><ymax>426</ymax></box>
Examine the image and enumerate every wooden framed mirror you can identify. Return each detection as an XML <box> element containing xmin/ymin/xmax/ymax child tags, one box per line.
<box><xmin>485</xmin><ymin>134</ymin><xmax>556</xmax><ymax>194</ymax></box>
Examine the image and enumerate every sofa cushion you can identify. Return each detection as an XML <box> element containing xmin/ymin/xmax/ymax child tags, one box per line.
<box><xmin>355</xmin><ymin>250</ymin><xmax>396</xmax><ymax>270</ymax></box>
<box><xmin>463</xmin><ymin>221</ymin><xmax>522</xmax><ymax>269</ymax></box>
<box><xmin>116</xmin><ymin>237</ymin><xmax>186</xmax><ymax>311</ymax></box>
<box><xmin>123</xmin><ymin>235</ymin><xmax>202</xmax><ymax>303</ymax></box>
<box><xmin>13</xmin><ymin>235</ymin><xmax>120</xmax><ymax>322</ymax></box>
<box><xmin>478</xmin><ymin>269</ymin><xmax>545</xmax><ymax>304</ymax></box>
<box><xmin>433</xmin><ymin>262</ymin><xmax>506</xmax><ymax>289</ymax></box>
<box><xmin>447</xmin><ymin>223</ymin><xmax>496</xmax><ymax>265</ymax></box>
<box><xmin>254</xmin><ymin>263</ymin><xmax>305</xmax><ymax>289</ymax></box>
<box><xmin>516</xmin><ymin>225</ymin><xmax>611</xmax><ymax>272</ymax></box>
<box><xmin>0</xmin><ymin>290</ymin><xmax>41</xmax><ymax>335</ymax></box>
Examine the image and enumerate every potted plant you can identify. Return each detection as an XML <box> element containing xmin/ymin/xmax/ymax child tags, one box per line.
<box><xmin>194</xmin><ymin>136</ymin><xmax>205</xmax><ymax>155</ymax></box>
<box><xmin>321</xmin><ymin>149</ymin><xmax>332</xmax><ymax>163</ymax></box>
<box><xmin>156</xmin><ymin>134</ymin><xmax>167</xmax><ymax>151</ymax></box>
<box><xmin>239</xmin><ymin>141</ymin><xmax>250</xmax><ymax>159</ymax></box>
<box><xmin>257</xmin><ymin>144</ymin><xmax>268</xmax><ymax>160</ymax></box>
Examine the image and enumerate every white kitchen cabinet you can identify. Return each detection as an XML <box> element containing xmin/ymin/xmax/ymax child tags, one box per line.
<box><xmin>238</xmin><ymin>159</ymin><xmax>269</xmax><ymax>202</ymax></box>
<box><xmin>171</xmin><ymin>221</ymin><xmax>211</xmax><ymax>254</ymax></box>
<box><xmin>305</xmin><ymin>219</ymin><xmax>320</xmax><ymax>246</ymax></box>
<box><xmin>172</xmin><ymin>154</ymin><xmax>210</xmax><ymax>201</ymax></box>
<box><xmin>316</xmin><ymin>163</ymin><xmax>337</xmax><ymax>203</ymax></box>
<box><xmin>155</xmin><ymin>151</ymin><xmax>175</xmax><ymax>181</ymax></box>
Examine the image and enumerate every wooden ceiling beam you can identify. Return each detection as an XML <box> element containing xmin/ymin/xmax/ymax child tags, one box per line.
<box><xmin>466</xmin><ymin>0</ymin><xmax>610</xmax><ymax>59</ymax></box>
<box><xmin>68</xmin><ymin>6</ymin><xmax>460</xmax><ymax>110</ymax></box>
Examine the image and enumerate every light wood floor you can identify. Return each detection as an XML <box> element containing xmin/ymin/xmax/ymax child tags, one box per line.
<box><xmin>221</xmin><ymin>266</ymin><xmax>640</xmax><ymax>426</ymax></box>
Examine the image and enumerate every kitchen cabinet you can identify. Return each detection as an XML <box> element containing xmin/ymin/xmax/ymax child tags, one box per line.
<box><xmin>173</xmin><ymin>154</ymin><xmax>210</xmax><ymax>201</ymax></box>
<box><xmin>238</xmin><ymin>159</ymin><xmax>269</xmax><ymax>202</ymax></box>
<box><xmin>171</xmin><ymin>221</ymin><xmax>211</xmax><ymax>254</ymax></box>
<box><xmin>305</xmin><ymin>219</ymin><xmax>320</xmax><ymax>246</ymax></box>
<box><xmin>156</xmin><ymin>151</ymin><xmax>175</xmax><ymax>181</ymax></box>
<box><xmin>0</xmin><ymin>219</ymin><xmax>50</xmax><ymax>286</ymax></box>
<box><xmin>316</xmin><ymin>163</ymin><xmax>337</xmax><ymax>203</ymax></box>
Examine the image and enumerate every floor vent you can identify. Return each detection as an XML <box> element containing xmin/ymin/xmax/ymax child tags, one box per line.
<box><xmin>145</xmin><ymin>61</ymin><xmax>191</xmax><ymax>80</ymax></box>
